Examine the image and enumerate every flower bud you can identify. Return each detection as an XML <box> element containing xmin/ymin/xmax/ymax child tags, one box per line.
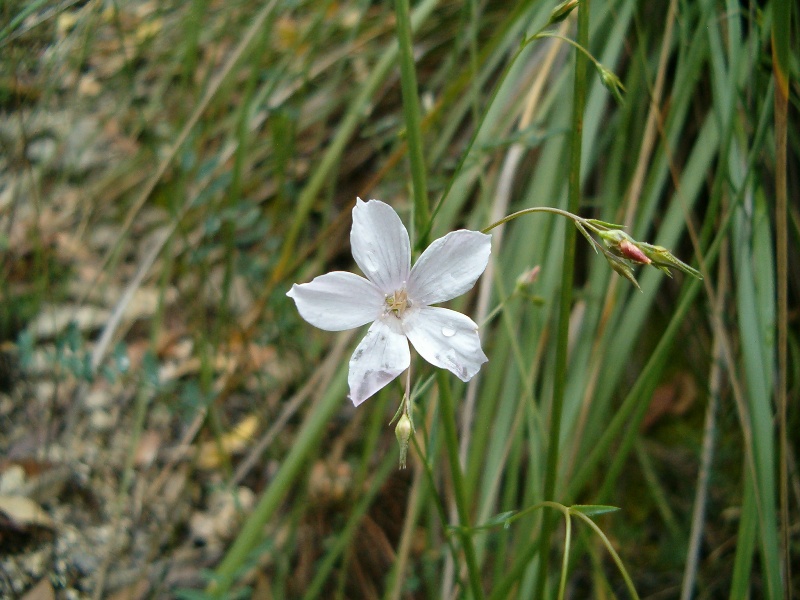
<box><xmin>598</xmin><ymin>228</ymin><xmax>628</xmax><ymax>245</ymax></box>
<box><xmin>618</xmin><ymin>239</ymin><xmax>651</xmax><ymax>264</ymax></box>
<box><xmin>548</xmin><ymin>0</ymin><xmax>578</xmax><ymax>25</ymax></box>
<box><xmin>395</xmin><ymin>414</ymin><xmax>413</xmax><ymax>469</ymax></box>
<box><xmin>598</xmin><ymin>229</ymin><xmax>649</xmax><ymax>263</ymax></box>
<box><xmin>516</xmin><ymin>265</ymin><xmax>541</xmax><ymax>288</ymax></box>
<box><xmin>591</xmin><ymin>224</ymin><xmax>701</xmax><ymax>283</ymax></box>
<box><xmin>599</xmin><ymin>65</ymin><xmax>625</xmax><ymax>104</ymax></box>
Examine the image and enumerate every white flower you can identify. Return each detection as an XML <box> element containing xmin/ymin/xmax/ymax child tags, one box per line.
<box><xmin>287</xmin><ymin>198</ymin><xmax>491</xmax><ymax>406</ymax></box>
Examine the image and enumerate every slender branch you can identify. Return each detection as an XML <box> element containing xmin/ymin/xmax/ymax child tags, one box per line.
<box><xmin>570</xmin><ymin>510</ymin><xmax>641</xmax><ymax>600</ymax></box>
<box><xmin>533</xmin><ymin>31</ymin><xmax>603</xmax><ymax>71</ymax></box>
<box><xmin>535</xmin><ymin>2</ymin><xmax>590</xmax><ymax>597</ymax></box>
<box><xmin>481</xmin><ymin>206</ymin><xmax>584</xmax><ymax>233</ymax></box>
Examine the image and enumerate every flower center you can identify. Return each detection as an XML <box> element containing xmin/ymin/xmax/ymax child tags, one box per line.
<box><xmin>385</xmin><ymin>288</ymin><xmax>410</xmax><ymax>318</ymax></box>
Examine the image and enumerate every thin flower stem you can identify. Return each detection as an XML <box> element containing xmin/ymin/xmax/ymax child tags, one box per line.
<box><xmin>425</xmin><ymin>14</ymin><xmax>551</xmax><ymax>241</ymax></box>
<box><xmin>536</xmin><ymin>2</ymin><xmax>590</xmax><ymax>597</ymax></box>
<box><xmin>570</xmin><ymin>510</ymin><xmax>641</xmax><ymax>600</ymax></box>
<box><xmin>403</xmin><ymin>363</ymin><xmax>414</xmax><ymax>438</ymax></box>
<box><xmin>405</xmin><ymin>365</ymin><xmax>412</xmax><ymax>416</ymax></box>
<box><xmin>393</xmin><ymin>0</ymin><xmax>429</xmax><ymax>246</ymax></box>
<box><xmin>533</xmin><ymin>31</ymin><xmax>603</xmax><ymax>72</ymax></box>
<box><xmin>558</xmin><ymin>509</ymin><xmax>571</xmax><ymax>600</ymax></box>
<box><xmin>481</xmin><ymin>206</ymin><xmax>584</xmax><ymax>234</ymax></box>
<box><xmin>437</xmin><ymin>371</ymin><xmax>485</xmax><ymax>600</ymax></box>
<box><xmin>490</xmin><ymin>503</ymin><xmax>635</xmax><ymax>600</ymax></box>
<box><xmin>502</xmin><ymin>502</ymin><xmax>573</xmax><ymax>600</ymax></box>
<box><xmin>479</xmin><ymin>301</ymin><xmax>506</xmax><ymax>328</ymax></box>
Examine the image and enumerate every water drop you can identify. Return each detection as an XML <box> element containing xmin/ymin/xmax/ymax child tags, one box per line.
<box><xmin>441</xmin><ymin>327</ymin><xmax>456</xmax><ymax>338</ymax></box>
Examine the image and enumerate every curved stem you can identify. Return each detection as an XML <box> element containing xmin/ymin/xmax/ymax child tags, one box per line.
<box><xmin>425</xmin><ymin>12</ymin><xmax>550</xmax><ymax>239</ymax></box>
<box><xmin>481</xmin><ymin>206</ymin><xmax>584</xmax><ymax>233</ymax></box>
<box><xmin>533</xmin><ymin>32</ymin><xmax>603</xmax><ymax>71</ymax></box>
<box><xmin>535</xmin><ymin>2</ymin><xmax>590</xmax><ymax>597</ymax></box>
<box><xmin>570</xmin><ymin>510</ymin><xmax>641</xmax><ymax>600</ymax></box>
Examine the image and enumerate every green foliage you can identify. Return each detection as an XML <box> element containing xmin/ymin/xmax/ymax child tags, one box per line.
<box><xmin>571</xmin><ymin>505</ymin><xmax>620</xmax><ymax>517</ymax></box>
<box><xmin>4</xmin><ymin>0</ymin><xmax>795</xmax><ymax>597</ymax></box>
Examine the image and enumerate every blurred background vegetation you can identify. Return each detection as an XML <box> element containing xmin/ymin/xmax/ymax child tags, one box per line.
<box><xmin>0</xmin><ymin>0</ymin><xmax>797</xmax><ymax>598</ymax></box>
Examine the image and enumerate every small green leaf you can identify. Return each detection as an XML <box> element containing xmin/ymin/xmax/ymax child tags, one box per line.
<box><xmin>606</xmin><ymin>252</ymin><xmax>641</xmax><ymax>291</ymax></box>
<box><xmin>547</xmin><ymin>0</ymin><xmax>578</xmax><ymax>25</ymax></box>
<box><xmin>585</xmin><ymin>218</ymin><xmax>626</xmax><ymax>230</ymax></box>
<box><xmin>464</xmin><ymin>511</ymin><xmax>519</xmax><ymax>532</ymax></box>
<box><xmin>570</xmin><ymin>504</ymin><xmax>620</xmax><ymax>517</ymax></box>
<box><xmin>639</xmin><ymin>242</ymin><xmax>703</xmax><ymax>279</ymax></box>
<box><xmin>483</xmin><ymin>511</ymin><xmax>517</xmax><ymax>527</ymax></box>
<box><xmin>575</xmin><ymin>222</ymin><xmax>599</xmax><ymax>253</ymax></box>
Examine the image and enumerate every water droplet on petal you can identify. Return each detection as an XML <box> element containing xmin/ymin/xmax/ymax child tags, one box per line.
<box><xmin>441</xmin><ymin>327</ymin><xmax>456</xmax><ymax>338</ymax></box>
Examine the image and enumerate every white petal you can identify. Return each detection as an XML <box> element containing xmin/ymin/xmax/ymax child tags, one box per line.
<box><xmin>348</xmin><ymin>319</ymin><xmax>410</xmax><ymax>406</ymax></box>
<box><xmin>407</xmin><ymin>230</ymin><xmax>491</xmax><ymax>305</ymax></box>
<box><xmin>351</xmin><ymin>198</ymin><xmax>411</xmax><ymax>293</ymax></box>
<box><xmin>403</xmin><ymin>306</ymin><xmax>487</xmax><ymax>382</ymax></box>
<box><xmin>287</xmin><ymin>272</ymin><xmax>383</xmax><ymax>331</ymax></box>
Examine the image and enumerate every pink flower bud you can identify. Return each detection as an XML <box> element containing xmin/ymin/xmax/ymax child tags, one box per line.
<box><xmin>619</xmin><ymin>239</ymin><xmax>651</xmax><ymax>264</ymax></box>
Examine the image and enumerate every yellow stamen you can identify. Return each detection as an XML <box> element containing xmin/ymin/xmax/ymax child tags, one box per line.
<box><xmin>386</xmin><ymin>289</ymin><xmax>408</xmax><ymax>316</ymax></box>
